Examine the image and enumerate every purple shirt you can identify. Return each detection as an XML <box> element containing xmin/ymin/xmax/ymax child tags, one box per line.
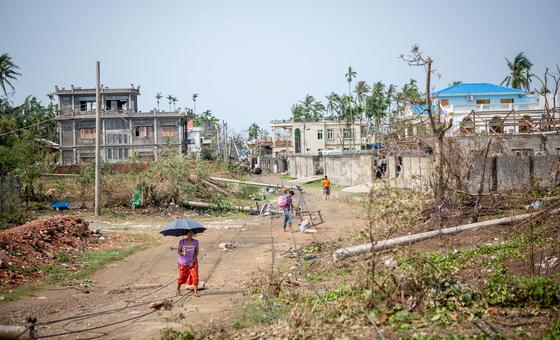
<box><xmin>284</xmin><ymin>196</ymin><xmax>292</xmax><ymax>210</ymax></box>
<box><xmin>178</xmin><ymin>239</ymin><xmax>198</xmax><ymax>266</ymax></box>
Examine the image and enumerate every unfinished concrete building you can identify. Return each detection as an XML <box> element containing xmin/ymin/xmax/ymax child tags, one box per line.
<box><xmin>55</xmin><ymin>85</ymin><xmax>190</xmax><ymax>165</ymax></box>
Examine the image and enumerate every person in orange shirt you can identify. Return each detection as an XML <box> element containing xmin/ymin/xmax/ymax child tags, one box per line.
<box><xmin>321</xmin><ymin>176</ymin><xmax>331</xmax><ymax>200</ymax></box>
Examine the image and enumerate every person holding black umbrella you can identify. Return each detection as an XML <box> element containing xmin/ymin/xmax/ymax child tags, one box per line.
<box><xmin>160</xmin><ymin>219</ymin><xmax>205</xmax><ymax>296</ymax></box>
<box><xmin>177</xmin><ymin>230</ymin><xmax>199</xmax><ymax>296</ymax></box>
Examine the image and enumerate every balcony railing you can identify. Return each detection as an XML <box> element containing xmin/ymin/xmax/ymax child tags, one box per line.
<box><xmin>274</xmin><ymin>140</ymin><xmax>292</xmax><ymax>147</ymax></box>
<box><xmin>443</xmin><ymin>102</ymin><xmax>541</xmax><ymax>113</ymax></box>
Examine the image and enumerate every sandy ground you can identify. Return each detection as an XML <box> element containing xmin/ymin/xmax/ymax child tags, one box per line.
<box><xmin>0</xmin><ymin>174</ymin><xmax>367</xmax><ymax>339</ymax></box>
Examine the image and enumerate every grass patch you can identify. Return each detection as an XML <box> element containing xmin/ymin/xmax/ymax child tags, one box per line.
<box><xmin>0</xmin><ymin>235</ymin><xmax>152</xmax><ymax>303</ymax></box>
<box><xmin>76</xmin><ymin>245</ymin><xmax>148</xmax><ymax>278</ymax></box>
<box><xmin>486</xmin><ymin>275</ymin><xmax>560</xmax><ymax>307</ymax></box>
<box><xmin>302</xmin><ymin>179</ymin><xmax>343</xmax><ymax>191</ymax></box>
<box><xmin>542</xmin><ymin>321</ymin><xmax>560</xmax><ymax>339</ymax></box>
<box><xmin>232</xmin><ymin>300</ymin><xmax>288</xmax><ymax>330</ymax></box>
<box><xmin>279</xmin><ymin>174</ymin><xmax>294</xmax><ymax>180</ymax></box>
<box><xmin>160</xmin><ymin>327</ymin><xmax>197</xmax><ymax>340</ymax></box>
<box><xmin>401</xmin><ymin>334</ymin><xmax>490</xmax><ymax>340</ymax></box>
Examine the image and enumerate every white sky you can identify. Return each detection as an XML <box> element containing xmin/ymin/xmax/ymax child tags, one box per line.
<box><xmin>3</xmin><ymin>0</ymin><xmax>559</xmax><ymax>131</ymax></box>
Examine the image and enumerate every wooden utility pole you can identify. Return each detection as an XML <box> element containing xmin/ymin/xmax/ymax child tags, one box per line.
<box><xmin>94</xmin><ymin>61</ymin><xmax>101</xmax><ymax>216</ymax></box>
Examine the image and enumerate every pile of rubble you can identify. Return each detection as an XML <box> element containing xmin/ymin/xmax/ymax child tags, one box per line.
<box><xmin>0</xmin><ymin>216</ymin><xmax>95</xmax><ymax>286</ymax></box>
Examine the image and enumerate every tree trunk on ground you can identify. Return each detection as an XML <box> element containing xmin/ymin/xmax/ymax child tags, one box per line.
<box><xmin>333</xmin><ymin>205</ymin><xmax>560</xmax><ymax>261</ymax></box>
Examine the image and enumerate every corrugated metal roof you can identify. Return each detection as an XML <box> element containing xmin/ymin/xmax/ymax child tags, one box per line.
<box><xmin>410</xmin><ymin>104</ymin><xmax>439</xmax><ymax>115</ymax></box>
<box><xmin>410</xmin><ymin>104</ymin><xmax>426</xmax><ymax>115</ymax></box>
<box><xmin>433</xmin><ymin>83</ymin><xmax>525</xmax><ymax>96</ymax></box>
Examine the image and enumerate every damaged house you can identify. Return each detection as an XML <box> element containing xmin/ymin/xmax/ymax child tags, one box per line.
<box><xmin>55</xmin><ymin>85</ymin><xmax>191</xmax><ymax>165</ymax></box>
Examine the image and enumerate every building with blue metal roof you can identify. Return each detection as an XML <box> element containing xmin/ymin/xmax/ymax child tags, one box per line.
<box><xmin>403</xmin><ymin>82</ymin><xmax>558</xmax><ymax>136</ymax></box>
<box><xmin>432</xmin><ymin>83</ymin><xmax>539</xmax><ymax>113</ymax></box>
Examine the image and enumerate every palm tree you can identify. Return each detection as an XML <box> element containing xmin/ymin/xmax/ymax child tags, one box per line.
<box><xmin>395</xmin><ymin>79</ymin><xmax>422</xmax><ymax>115</ymax></box>
<box><xmin>248</xmin><ymin>122</ymin><xmax>260</xmax><ymax>140</ymax></box>
<box><xmin>501</xmin><ymin>52</ymin><xmax>534</xmax><ymax>90</ymax></box>
<box><xmin>0</xmin><ymin>53</ymin><xmax>22</xmax><ymax>96</ymax></box>
<box><xmin>345</xmin><ymin>67</ymin><xmax>357</xmax><ymax>104</ymax></box>
<box><xmin>200</xmin><ymin>110</ymin><xmax>218</xmax><ymax>131</ymax></box>
<box><xmin>290</xmin><ymin>103</ymin><xmax>304</xmax><ymax>122</ymax></box>
<box><xmin>166</xmin><ymin>95</ymin><xmax>173</xmax><ymax>111</ymax></box>
<box><xmin>369</xmin><ymin>82</ymin><xmax>389</xmax><ymax>133</ymax></box>
<box><xmin>345</xmin><ymin>67</ymin><xmax>357</xmax><ymax>149</ymax></box>
<box><xmin>339</xmin><ymin>95</ymin><xmax>354</xmax><ymax>122</ymax></box>
<box><xmin>312</xmin><ymin>101</ymin><xmax>325</xmax><ymax>121</ymax></box>
<box><xmin>155</xmin><ymin>92</ymin><xmax>163</xmax><ymax>110</ymax></box>
<box><xmin>171</xmin><ymin>96</ymin><xmax>178</xmax><ymax>110</ymax></box>
<box><xmin>386</xmin><ymin>84</ymin><xmax>396</xmax><ymax>127</ymax></box>
<box><xmin>47</xmin><ymin>92</ymin><xmax>55</xmax><ymax>105</ymax></box>
<box><xmin>192</xmin><ymin>93</ymin><xmax>199</xmax><ymax>114</ymax></box>
<box><xmin>325</xmin><ymin>93</ymin><xmax>341</xmax><ymax>120</ymax></box>
<box><xmin>354</xmin><ymin>80</ymin><xmax>370</xmax><ymax>112</ymax></box>
<box><xmin>299</xmin><ymin>94</ymin><xmax>315</xmax><ymax>121</ymax></box>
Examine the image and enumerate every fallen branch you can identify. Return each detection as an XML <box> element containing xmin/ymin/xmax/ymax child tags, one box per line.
<box><xmin>201</xmin><ymin>179</ymin><xmax>233</xmax><ymax>196</ymax></box>
<box><xmin>183</xmin><ymin>200</ymin><xmax>259</xmax><ymax>214</ymax></box>
<box><xmin>333</xmin><ymin>206</ymin><xmax>560</xmax><ymax>261</ymax></box>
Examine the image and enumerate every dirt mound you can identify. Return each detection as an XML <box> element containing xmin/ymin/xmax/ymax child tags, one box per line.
<box><xmin>0</xmin><ymin>216</ymin><xmax>92</xmax><ymax>286</ymax></box>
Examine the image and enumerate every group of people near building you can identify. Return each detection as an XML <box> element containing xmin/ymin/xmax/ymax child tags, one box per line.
<box><xmin>374</xmin><ymin>155</ymin><xmax>388</xmax><ymax>179</ymax></box>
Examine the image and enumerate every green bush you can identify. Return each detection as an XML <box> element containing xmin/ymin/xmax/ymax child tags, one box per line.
<box><xmin>486</xmin><ymin>276</ymin><xmax>560</xmax><ymax>307</ymax></box>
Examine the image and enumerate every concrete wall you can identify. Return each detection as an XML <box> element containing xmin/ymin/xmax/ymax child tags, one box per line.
<box><xmin>534</xmin><ymin>155</ymin><xmax>559</xmax><ymax>187</ymax></box>
<box><xmin>388</xmin><ymin>152</ymin><xmax>559</xmax><ymax>193</ymax></box>
<box><xmin>259</xmin><ymin>155</ymin><xmax>288</xmax><ymax>174</ymax></box>
<box><xmin>288</xmin><ymin>153</ymin><xmax>373</xmax><ymax>186</ymax></box>
<box><xmin>387</xmin><ymin>153</ymin><xmax>432</xmax><ymax>192</ymax></box>
<box><xmin>288</xmin><ymin>134</ymin><xmax>560</xmax><ymax>192</ymax></box>
<box><xmin>454</xmin><ymin>134</ymin><xmax>560</xmax><ymax>156</ymax></box>
<box><xmin>288</xmin><ymin>155</ymin><xmax>318</xmax><ymax>178</ymax></box>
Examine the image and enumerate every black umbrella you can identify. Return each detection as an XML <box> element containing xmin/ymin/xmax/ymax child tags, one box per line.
<box><xmin>160</xmin><ymin>219</ymin><xmax>206</xmax><ymax>236</ymax></box>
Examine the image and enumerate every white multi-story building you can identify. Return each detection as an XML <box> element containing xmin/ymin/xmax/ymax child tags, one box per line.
<box><xmin>270</xmin><ymin>120</ymin><xmax>370</xmax><ymax>156</ymax></box>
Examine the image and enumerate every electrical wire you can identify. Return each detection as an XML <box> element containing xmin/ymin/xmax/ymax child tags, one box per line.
<box><xmin>34</xmin><ymin>215</ymin><xmax>253</xmax><ymax>338</ymax></box>
<box><xmin>0</xmin><ymin>116</ymin><xmax>57</xmax><ymax>137</ymax></box>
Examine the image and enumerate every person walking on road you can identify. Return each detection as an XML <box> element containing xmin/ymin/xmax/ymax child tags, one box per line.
<box><xmin>177</xmin><ymin>230</ymin><xmax>199</xmax><ymax>297</ymax></box>
<box><xmin>278</xmin><ymin>189</ymin><xmax>295</xmax><ymax>232</ymax></box>
<box><xmin>321</xmin><ymin>176</ymin><xmax>331</xmax><ymax>200</ymax></box>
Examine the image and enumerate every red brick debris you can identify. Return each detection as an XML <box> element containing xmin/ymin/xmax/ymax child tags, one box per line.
<box><xmin>0</xmin><ymin>216</ymin><xmax>94</xmax><ymax>287</ymax></box>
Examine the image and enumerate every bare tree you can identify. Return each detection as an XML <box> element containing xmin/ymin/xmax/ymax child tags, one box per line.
<box><xmin>553</xmin><ymin>64</ymin><xmax>560</xmax><ymax>110</ymax></box>
<box><xmin>400</xmin><ymin>45</ymin><xmax>453</xmax><ymax>201</ymax></box>
<box><xmin>533</xmin><ymin>65</ymin><xmax>560</xmax><ymax>130</ymax></box>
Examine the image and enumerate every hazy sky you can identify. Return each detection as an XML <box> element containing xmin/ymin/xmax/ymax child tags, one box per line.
<box><xmin>3</xmin><ymin>0</ymin><xmax>559</xmax><ymax>131</ymax></box>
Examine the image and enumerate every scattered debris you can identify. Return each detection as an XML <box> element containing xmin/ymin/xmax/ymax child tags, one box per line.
<box><xmin>149</xmin><ymin>299</ymin><xmax>173</xmax><ymax>310</ymax></box>
<box><xmin>219</xmin><ymin>242</ymin><xmax>236</xmax><ymax>250</ymax></box>
<box><xmin>0</xmin><ymin>216</ymin><xmax>130</xmax><ymax>287</ymax></box>
<box><xmin>525</xmin><ymin>200</ymin><xmax>542</xmax><ymax>210</ymax></box>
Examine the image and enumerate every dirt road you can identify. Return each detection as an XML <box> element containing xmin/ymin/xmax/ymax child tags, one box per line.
<box><xmin>0</xmin><ymin>176</ymin><xmax>366</xmax><ymax>339</ymax></box>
